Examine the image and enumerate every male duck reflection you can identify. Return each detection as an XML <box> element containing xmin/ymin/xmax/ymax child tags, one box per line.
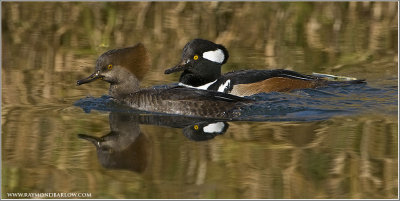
<box><xmin>77</xmin><ymin>43</ymin><xmax>252</xmax><ymax>119</ymax></box>
<box><xmin>78</xmin><ymin>112</ymin><xmax>229</xmax><ymax>172</ymax></box>
<box><xmin>165</xmin><ymin>39</ymin><xmax>365</xmax><ymax>97</ymax></box>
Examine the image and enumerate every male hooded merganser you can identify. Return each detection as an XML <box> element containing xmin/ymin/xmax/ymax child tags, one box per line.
<box><xmin>77</xmin><ymin>43</ymin><xmax>251</xmax><ymax>119</ymax></box>
<box><xmin>165</xmin><ymin>39</ymin><xmax>365</xmax><ymax>97</ymax></box>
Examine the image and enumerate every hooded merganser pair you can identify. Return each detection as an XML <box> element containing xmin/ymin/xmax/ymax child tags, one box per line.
<box><xmin>165</xmin><ymin>39</ymin><xmax>365</xmax><ymax>97</ymax></box>
<box><xmin>77</xmin><ymin>43</ymin><xmax>252</xmax><ymax>119</ymax></box>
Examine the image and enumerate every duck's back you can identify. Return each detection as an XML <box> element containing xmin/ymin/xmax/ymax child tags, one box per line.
<box><xmin>204</xmin><ymin>69</ymin><xmax>319</xmax><ymax>96</ymax></box>
<box><xmin>122</xmin><ymin>86</ymin><xmax>252</xmax><ymax>119</ymax></box>
<box><xmin>207</xmin><ymin>69</ymin><xmax>364</xmax><ymax>96</ymax></box>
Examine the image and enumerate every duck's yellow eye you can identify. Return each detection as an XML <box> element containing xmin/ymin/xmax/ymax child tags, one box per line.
<box><xmin>193</xmin><ymin>55</ymin><xmax>199</xmax><ymax>60</ymax></box>
<box><xmin>193</xmin><ymin>125</ymin><xmax>199</xmax><ymax>130</ymax></box>
<box><xmin>107</xmin><ymin>64</ymin><xmax>113</xmax><ymax>70</ymax></box>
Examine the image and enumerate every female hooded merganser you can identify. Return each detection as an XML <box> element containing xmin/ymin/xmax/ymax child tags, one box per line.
<box><xmin>165</xmin><ymin>39</ymin><xmax>365</xmax><ymax>97</ymax></box>
<box><xmin>77</xmin><ymin>43</ymin><xmax>251</xmax><ymax>119</ymax></box>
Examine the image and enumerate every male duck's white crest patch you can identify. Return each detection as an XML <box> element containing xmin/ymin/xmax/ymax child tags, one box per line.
<box><xmin>203</xmin><ymin>49</ymin><xmax>225</xmax><ymax>63</ymax></box>
<box><xmin>203</xmin><ymin>122</ymin><xmax>225</xmax><ymax>133</ymax></box>
<box><xmin>218</xmin><ymin>79</ymin><xmax>231</xmax><ymax>92</ymax></box>
<box><xmin>179</xmin><ymin>80</ymin><xmax>217</xmax><ymax>90</ymax></box>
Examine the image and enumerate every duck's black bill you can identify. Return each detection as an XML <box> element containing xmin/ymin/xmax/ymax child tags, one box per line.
<box><xmin>77</xmin><ymin>71</ymin><xmax>102</xmax><ymax>85</ymax></box>
<box><xmin>164</xmin><ymin>63</ymin><xmax>189</xmax><ymax>74</ymax></box>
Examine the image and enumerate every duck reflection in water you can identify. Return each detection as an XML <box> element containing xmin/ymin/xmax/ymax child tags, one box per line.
<box><xmin>78</xmin><ymin>112</ymin><xmax>229</xmax><ymax>172</ymax></box>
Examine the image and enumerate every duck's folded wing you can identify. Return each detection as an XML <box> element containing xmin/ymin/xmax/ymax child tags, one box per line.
<box><xmin>164</xmin><ymin>86</ymin><xmax>252</xmax><ymax>103</ymax></box>
<box><xmin>206</xmin><ymin>69</ymin><xmax>318</xmax><ymax>94</ymax></box>
<box><xmin>222</xmin><ymin>69</ymin><xmax>316</xmax><ymax>84</ymax></box>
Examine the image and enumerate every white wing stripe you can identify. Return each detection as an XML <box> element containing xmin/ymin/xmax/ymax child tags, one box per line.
<box><xmin>178</xmin><ymin>79</ymin><xmax>217</xmax><ymax>90</ymax></box>
<box><xmin>217</xmin><ymin>80</ymin><xmax>231</xmax><ymax>92</ymax></box>
<box><xmin>281</xmin><ymin>74</ymin><xmax>311</xmax><ymax>80</ymax></box>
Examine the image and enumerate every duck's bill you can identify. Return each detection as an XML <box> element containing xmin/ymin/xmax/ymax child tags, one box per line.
<box><xmin>77</xmin><ymin>71</ymin><xmax>103</xmax><ymax>85</ymax></box>
<box><xmin>164</xmin><ymin>63</ymin><xmax>189</xmax><ymax>74</ymax></box>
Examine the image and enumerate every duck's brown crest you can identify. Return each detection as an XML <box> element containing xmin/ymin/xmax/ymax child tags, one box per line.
<box><xmin>105</xmin><ymin>43</ymin><xmax>151</xmax><ymax>81</ymax></box>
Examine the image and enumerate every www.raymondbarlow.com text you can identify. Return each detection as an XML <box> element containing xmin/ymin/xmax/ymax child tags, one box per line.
<box><xmin>7</xmin><ymin>192</ymin><xmax>92</xmax><ymax>198</ymax></box>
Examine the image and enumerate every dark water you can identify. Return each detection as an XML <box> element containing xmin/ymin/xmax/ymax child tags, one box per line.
<box><xmin>2</xmin><ymin>2</ymin><xmax>398</xmax><ymax>199</ymax></box>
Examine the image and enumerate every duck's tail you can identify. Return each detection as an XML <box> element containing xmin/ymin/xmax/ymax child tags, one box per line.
<box><xmin>312</xmin><ymin>72</ymin><xmax>366</xmax><ymax>85</ymax></box>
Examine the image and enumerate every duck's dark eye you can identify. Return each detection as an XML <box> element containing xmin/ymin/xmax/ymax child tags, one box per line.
<box><xmin>107</xmin><ymin>64</ymin><xmax>113</xmax><ymax>70</ymax></box>
<box><xmin>193</xmin><ymin>55</ymin><xmax>199</xmax><ymax>60</ymax></box>
<box><xmin>100</xmin><ymin>146</ymin><xmax>113</xmax><ymax>153</ymax></box>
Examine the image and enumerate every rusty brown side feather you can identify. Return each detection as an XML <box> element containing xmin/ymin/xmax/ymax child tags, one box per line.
<box><xmin>230</xmin><ymin>77</ymin><xmax>326</xmax><ymax>96</ymax></box>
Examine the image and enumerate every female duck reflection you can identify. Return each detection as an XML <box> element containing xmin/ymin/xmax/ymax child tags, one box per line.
<box><xmin>78</xmin><ymin>112</ymin><xmax>229</xmax><ymax>172</ymax></box>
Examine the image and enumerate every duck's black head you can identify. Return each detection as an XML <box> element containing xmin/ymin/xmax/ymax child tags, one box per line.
<box><xmin>77</xmin><ymin>43</ymin><xmax>151</xmax><ymax>98</ymax></box>
<box><xmin>183</xmin><ymin>121</ymin><xmax>229</xmax><ymax>141</ymax></box>
<box><xmin>165</xmin><ymin>39</ymin><xmax>229</xmax><ymax>87</ymax></box>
